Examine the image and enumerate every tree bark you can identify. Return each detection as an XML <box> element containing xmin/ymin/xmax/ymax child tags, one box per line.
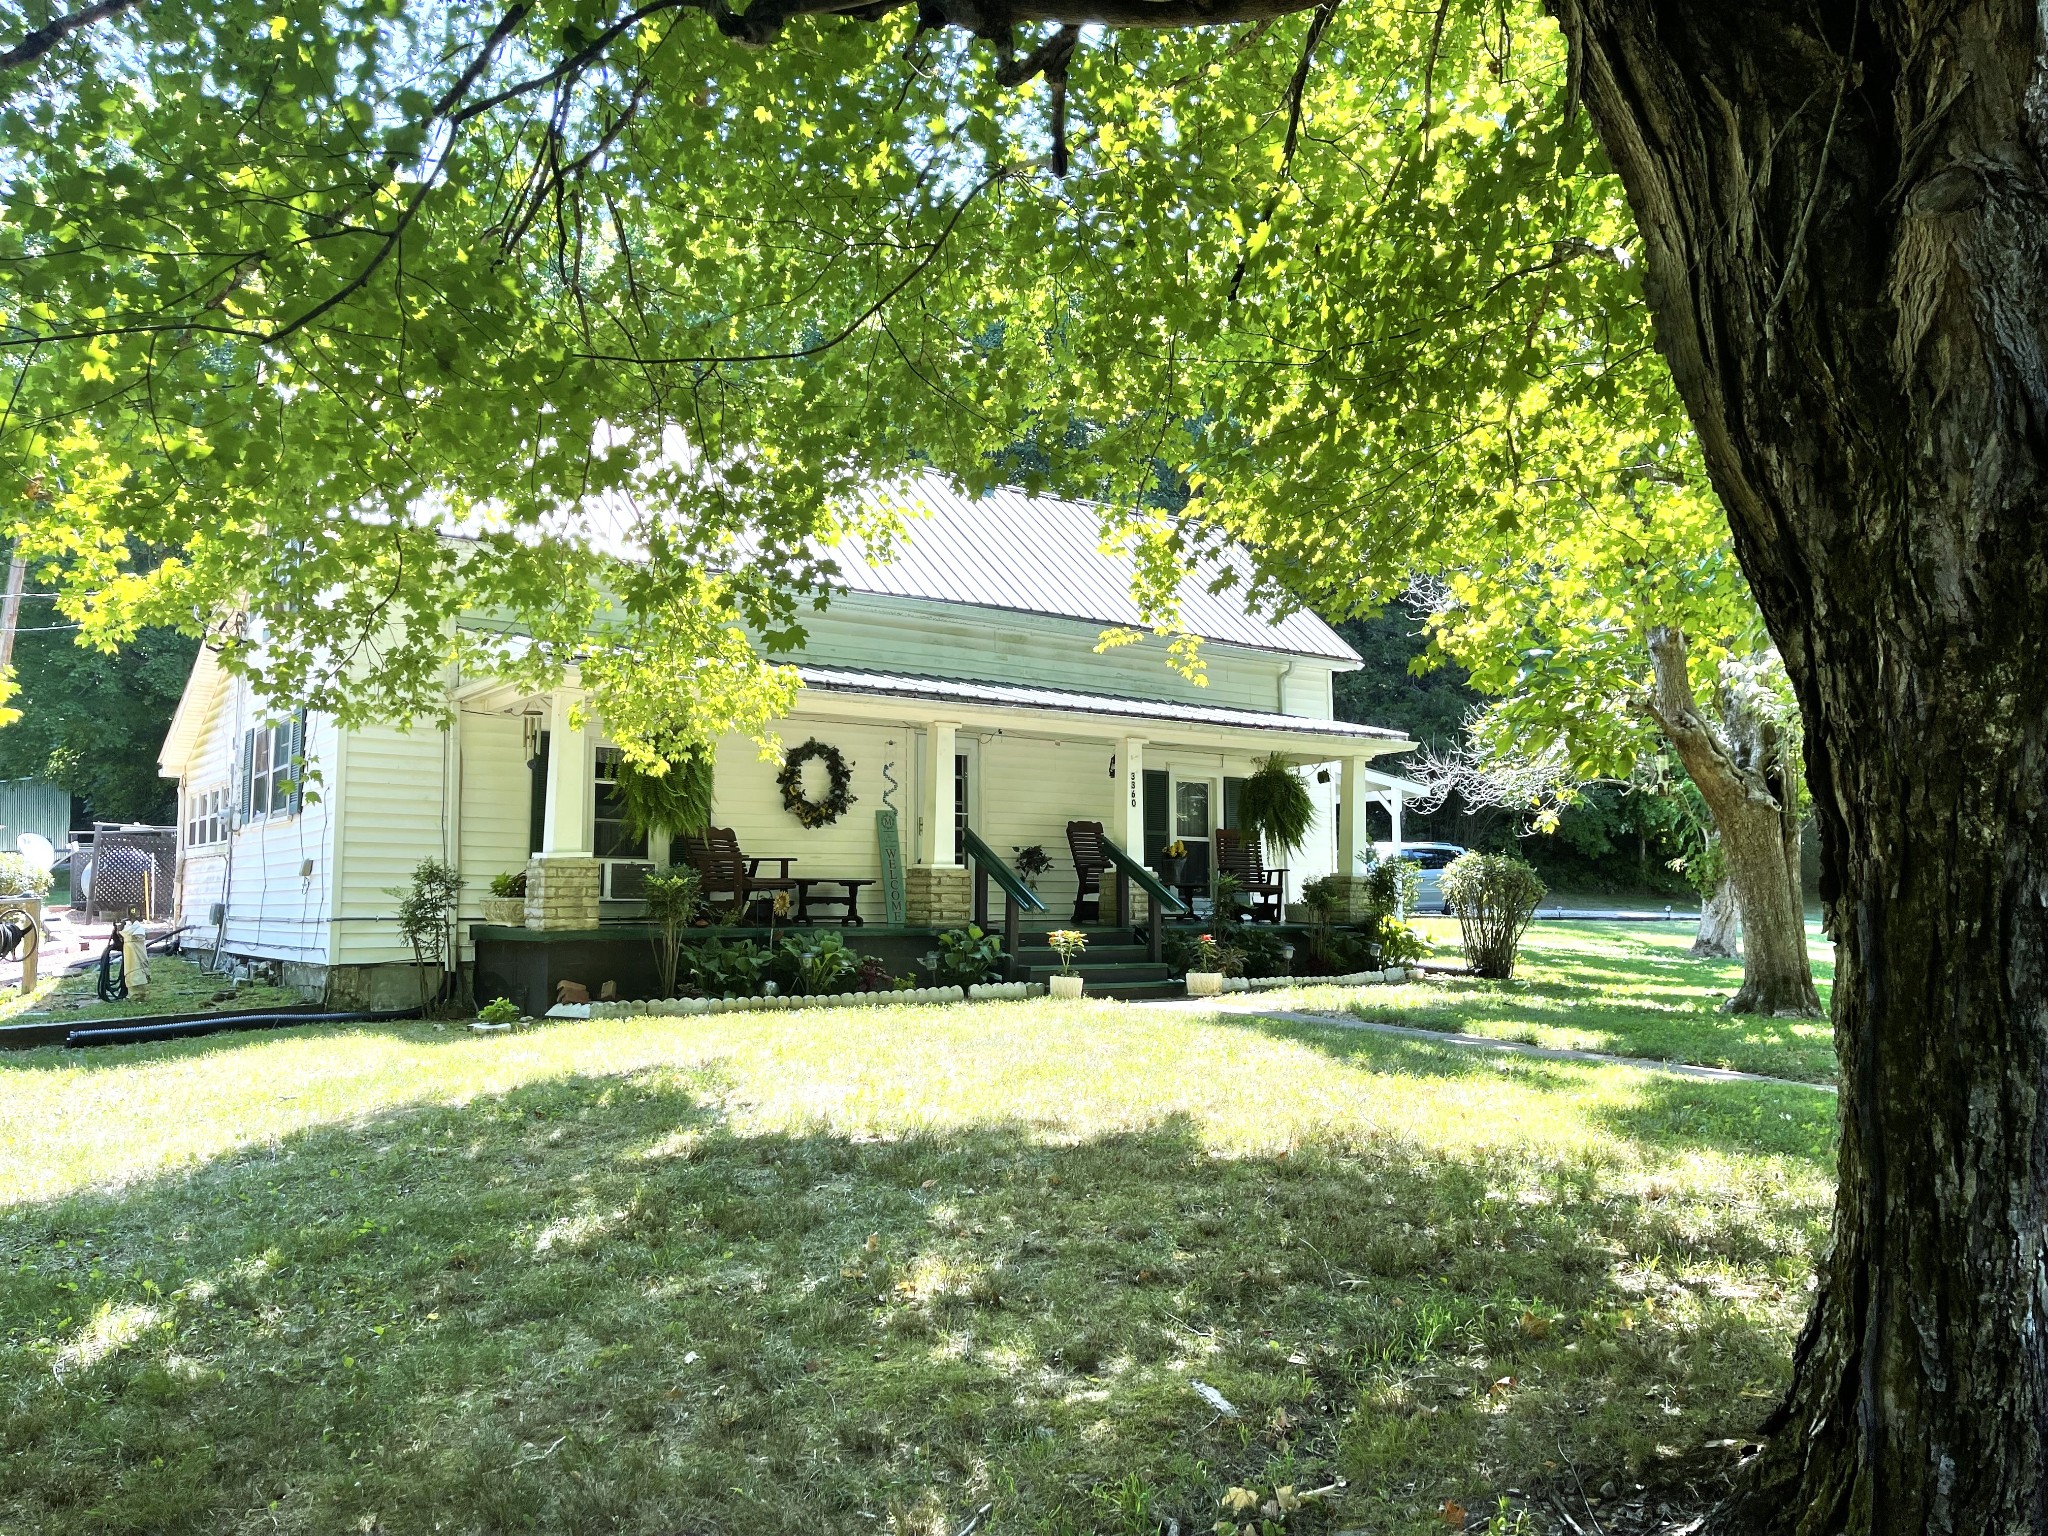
<box><xmin>1554</xmin><ymin>3</ymin><xmax>2048</xmax><ymax>1530</ymax></box>
<box><xmin>1692</xmin><ymin>871</ymin><xmax>1741</xmax><ymax>959</ymax></box>
<box><xmin>1644</xmin><ymin>626</ymin><xmax>1820</xmax><ymax>1014</ymax></box>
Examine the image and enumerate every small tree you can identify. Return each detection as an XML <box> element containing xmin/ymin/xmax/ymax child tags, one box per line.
<box><xmin>395</xmin><ymin>858</ymin><xmax>463</xmax><ymax>1011</ymax></box>
<box><xmin>643</xmin><ymin>868</ymin><xmax>702</xmax><ymax>999</ymax></box>
<box><xmin>1440</xmin><ymin>852</ymin><xmax>1545</xmax><ymax>981</ymax></box>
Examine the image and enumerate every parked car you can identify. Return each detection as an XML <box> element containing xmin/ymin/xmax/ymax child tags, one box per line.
<box><xmin>1372</xmin><ymin>842</ymin><xmax>1468</xmax><ymax>914</ymax></box>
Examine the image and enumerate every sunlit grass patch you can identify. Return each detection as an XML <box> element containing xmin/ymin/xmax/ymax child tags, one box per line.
<box><xmin>1336</xmin><ymin>921</ymin><xmax>1838</xmax><ymax>1083</ymax></box>
<box><xmin>1</xmin><ymin>989</ymin><xmax>1832</xmax><ymax>1534</ymax></box>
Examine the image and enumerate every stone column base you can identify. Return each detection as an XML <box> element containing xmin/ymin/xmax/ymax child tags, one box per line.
<box><xmin>524</xmin><ymin>856</ymin><xmax>601</xmax><ymax>930</ymax></box>
<box><xmin>1097</xmin><ymin>872</ymin><xmax>1148</xmax><ymax>927</ymax></box>
<box><xmin>906</xmin><ymin>865</ymin><xmax>971</xmax><ymax>926</ymax></box>
<box><xmin>1316</xmin><ymin>875</ymin><xmax>1382</xmax><ymax>924</ymax></box>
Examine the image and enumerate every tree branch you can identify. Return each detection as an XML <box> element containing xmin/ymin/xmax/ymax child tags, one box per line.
<box><xmin>0</xmin><ymin>0</ymin><xmax>140</xmax><ymax>72</ymax></box>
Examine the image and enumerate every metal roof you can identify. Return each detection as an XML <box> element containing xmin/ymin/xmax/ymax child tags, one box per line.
<box><xmin>795</xmin><ymin>664</ymin><xmax>1407</xmax><ymax>745</ymax></box>
<box><xmin>822</xmin><ymin>476</ymin><xmax>1360</xmax><ymax>663</ymax></box>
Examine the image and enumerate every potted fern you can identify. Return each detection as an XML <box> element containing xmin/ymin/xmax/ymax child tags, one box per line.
<box><xmin>1235</xmin><ymin>753</ymin><xmax>1317</xmax><ymax>864</ymax></box>
<box><xmin>1046</xmin><ymin>929</ymin><xmax>1088</xmax><ymax>997</ymax></box>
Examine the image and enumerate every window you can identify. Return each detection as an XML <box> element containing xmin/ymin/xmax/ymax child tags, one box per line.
<box><xmin>593</xmin><ymin>747</ymin><xmax>649</xmax><ymax>861</ymax></box>
<box><xmin>185</xmin><ymin>786</ymin><xmax>226</xmax><ymax>847</ymax></box>
<box><xmin>240</xmin><ymin>714</ymin><xmax>305</xmax><ymax>821</ymax></box>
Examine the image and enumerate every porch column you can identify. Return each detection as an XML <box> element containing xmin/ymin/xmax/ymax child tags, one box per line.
<box><xmin>525</xmin><ymin>687</ymin><xmax>601</xmax><ymax>930</ymax></box>
<box><xmin>1337</xmin><ymin>756</ymin><xmax>1371</xmax><ymax>874</ymax></box>
<box><xmin>1388</xmin><ymin>785</ymin><xmax>1405</xmax><ymax>852</ymax></box>
<box><xmin>906</xmin><ymin>720</ymin><xmax>968</xmax><ymax>925</ymax></box>
<box><xmin>1100</xmin><ymin>735</ymin><xmax>1147</xmax><ymax>926</ymax></box>
<box><xmin>1331</xmin><ymin>756</ymin><xmax>1377</xmax><ymax>924</ymax></box>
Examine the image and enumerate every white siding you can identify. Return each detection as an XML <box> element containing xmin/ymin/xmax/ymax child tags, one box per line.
<box><xmin>331</xmin><ymin>723</ymin><xmax>452</xmax><ymax>965</ymax></box>
<box><xmin>174</xmin><ymin>676</ymin><xmax>338</xmax><ymax>964</ymax></box>
<box><xmin>459</xmin><ymin>711</ymin><xmax>531</xmax><ymax>927</ymax></box>
<box><xmin>772</xmin><ymin>597</ymin><xmax>1322</xmax><ymax>714</ymax></box>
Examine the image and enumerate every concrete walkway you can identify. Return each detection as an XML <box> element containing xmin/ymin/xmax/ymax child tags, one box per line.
<box><xmin>1179</xmin><ymin>997</ymin><xmax>1837</xmax><ymax>1093</ymax></box>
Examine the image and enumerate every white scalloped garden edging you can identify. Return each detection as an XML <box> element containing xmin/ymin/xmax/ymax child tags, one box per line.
<box><xmin>581</xmin><ymin>980</ymin><xmax>1042</xmax><ymax>1019</ymax></box>
<box><xmin>1218</xmin><ymin>967</ymin><xmax>1415</xmax><ymax>993</ymax></box>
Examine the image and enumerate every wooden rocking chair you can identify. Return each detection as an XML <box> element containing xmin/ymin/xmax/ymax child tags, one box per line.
<box><xmin>676</xmin><ymin>826</ymin><xmax>799</xmax><ymax>920</ymax></box>
<box><xmin>1215</xmin><ymin>827</ymin><xmax>1287</xmax><ymax>923</ymax></box>
<box><xmin>1066</xmin><ymin>820</ymin><xmax>1109</xmax><ymax>924</ymax></box>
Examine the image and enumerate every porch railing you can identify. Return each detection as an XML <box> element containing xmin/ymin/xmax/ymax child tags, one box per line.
<box><xmin>1099</xmin><ymin>835</ymin><xmax>1189</xmax><ymax>965</ymax></box>
<box><xmin>963</xmin><ymin>828</ymin><xmax>1046</xmax><ymax>978</ymax></box>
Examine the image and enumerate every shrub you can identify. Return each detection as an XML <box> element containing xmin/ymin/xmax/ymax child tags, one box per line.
<box><xmin>394</xmin><ymin>858</ymin><xmax>463</xmax><ymax>1009</ymax></box>
<box><xmin>1236</xmin><ymin>754</ymin><xmax>1316</xmax><ymax>859</ymax></box>
<box><xmin>644</xmin><ymin>868</ymin><xmax>702</xmax><ymax>998</ymax></box>
<box><xmin>0</xmin><ymin>852</ymin><xmax>53</xmax><ymax>899</ymax></box>
<box><xmin>487</xmin><ymin>869</ymin><xmax>527</xmax><ymax>899</ymax></box>
<box><xmin>683</xmin><ymin>937</ymin><xmax>769</xmax><ymax>996</ymax></box>
<box><xmin>853</xmin><ymin>954</ymin><xmax>897</xmax><ymax>993</ymax></box>
<box><xmin>1440</xmin><ymin>852</ymin><xmax>1546</xmax><ymax>979</ymax></box>
<box><xmin>924</xmin><ymin>925</ymin><xmax>1004</xmax><ymax>989</ymax></box>
<box><xmin>1233</xmin><ymin>925</ymin><xmax>1292</xmax><ymax>979</ymax></box>
<box><xmin>779</xmin><ymin>931</ymin><xmax>860</xmax><ymax>996</ymax></box>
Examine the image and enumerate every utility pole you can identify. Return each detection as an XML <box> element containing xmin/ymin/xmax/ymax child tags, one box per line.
<box><xmin>0</xmin><ymin>552</ymin><xmax>24</xmax><ymax>674</ymax></box>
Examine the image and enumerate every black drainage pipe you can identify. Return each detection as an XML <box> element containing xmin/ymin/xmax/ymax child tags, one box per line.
<box><xmin>65</xmin><ymin>1007</ymin><xmax>423</xmax><ymax>1050</ymax></box>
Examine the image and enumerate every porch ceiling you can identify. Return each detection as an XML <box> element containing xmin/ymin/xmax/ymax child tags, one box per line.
<box><xmin>790</xmin><ymin>665</ymin><xmax>1415</xmax><ymax>760</ymax></box>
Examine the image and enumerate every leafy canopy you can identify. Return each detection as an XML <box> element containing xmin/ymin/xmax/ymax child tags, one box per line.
<box><xmin>5</xmin><ymin>0</ymin><xmax>1729</xmax><ymax>759</ymax></box>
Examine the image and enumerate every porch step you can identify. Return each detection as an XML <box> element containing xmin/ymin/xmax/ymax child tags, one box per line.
<box><xmin>1084</xmin><ymin>977</ymin><xmax>1189</xmax><ymax>1001</ymax></box>
<box><xmin>1019</xmin><ymin>962</ymin><xmax>1175</xmax><ymax>986</ymax></box>
<box><xmin>1011</xmin><ymin>943</ymin><xmax>1154</xmax><ymax>967</ymax></box>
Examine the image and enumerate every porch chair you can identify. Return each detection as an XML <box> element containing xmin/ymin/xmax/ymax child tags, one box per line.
<box><xmin>1065</xmin><ymin>821</ymin><xmax>1109</xmax><ymax>924</ymax></box>
<box><xmin>676</xmin><ymin>826</ymin><xmax>799</xmax><ymax>920</ymax></box>
<box><xmin>1214</xmin><ymin>827</ymin><xmax>1287</xmax><ymax>923</ymax></box>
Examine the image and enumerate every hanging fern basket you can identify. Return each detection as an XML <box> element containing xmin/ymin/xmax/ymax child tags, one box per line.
<box><xmin>615</xmin><ymin>745</ymin><xmax>717</xmax><ymax>839</ymax></box>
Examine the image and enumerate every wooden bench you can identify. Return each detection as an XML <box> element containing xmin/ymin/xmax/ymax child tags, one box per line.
<box><xmin>677</xmin><ymin>829</ymin><xmax>874</xmax><ymax>925</ymax></box>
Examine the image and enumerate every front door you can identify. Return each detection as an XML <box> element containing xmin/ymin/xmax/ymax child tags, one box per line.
<box><xmin>1173</xmin><ymin>776</ymin><xmax>1215</xmax><ymax>894</ymax></box>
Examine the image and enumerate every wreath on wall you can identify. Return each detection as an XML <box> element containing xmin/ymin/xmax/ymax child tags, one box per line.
<box><xmin>778</xmin><ymin>738</ymin><xmax>856</xmax><ymax>829</ymax></box>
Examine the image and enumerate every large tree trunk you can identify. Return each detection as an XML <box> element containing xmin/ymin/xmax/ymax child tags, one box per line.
<box><xmin>1645</xmin><ymin>626</ymin><xmax>1821</xmax><ymax>1014</ymax></box>
<box><xmin>1692</xmin><ymin>871</ymin><xmax>1741</xmax><ymax>960</ymax></box>
<box><xmin>1555</xmin><ymin>3</ymin><xmax>2048</xmax><ymax>1529</ymax></box>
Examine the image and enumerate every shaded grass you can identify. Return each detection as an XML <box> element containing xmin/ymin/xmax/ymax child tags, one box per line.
<box><xmin>2</xmin><ymin>998</ymin><xmax>1833</xmax><ymax>1534</ymax></box>
<box><xmin>1330</xmin><ymin>921</ymin><xmax>1838</xmax><ymax>1084</ymax></box>
<box><xmin>3</xmin><ymin>954</ymin><xmax>305</xmax><ymax>1029</ymax></box>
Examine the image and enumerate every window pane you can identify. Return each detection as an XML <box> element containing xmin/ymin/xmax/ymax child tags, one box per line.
<box><xmin>1174</xmin><ymin>780</ymin><xmax>1211</xmax><ymax>840</ymax></box>
<box><xmin>251</xmin><ymin>733</ymin><xmax>270</xmax><ymax>815</ymax></box>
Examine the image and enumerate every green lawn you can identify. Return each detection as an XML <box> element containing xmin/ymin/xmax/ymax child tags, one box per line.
<box><xmin>3</xmin><ymin>954</ymin><xmax>306</xmax><ymax>1030</ymax></box>
<box><xmin>1336</xmin><ymin>920</ymin><xmax>1839</xmax><ymax>1085</ymax></box>
<box><xmin>0</xmin><ymin>959</ymin><xmax>1834</xmax><ymax>1534</ymax></box>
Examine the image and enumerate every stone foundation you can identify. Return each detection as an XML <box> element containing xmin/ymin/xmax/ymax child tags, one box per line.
<box><xmin>1315</xmin><ymin>875</ymin><xmax>1382</xmax><ymax>924</ymax></box>
<box><xmin>524</xmin><ymin>856</ymin><xmax>601</xmax><ymax>930</ymax></box>
<box><xmin>1096</xmin><ymin>872</ymin><xmax>1148</xmax><ymax>927</ymax></box>
<box><xmin>905</xmin><ymin>865</ymin><xmax>971</xmax><ymax>926</ymax></box>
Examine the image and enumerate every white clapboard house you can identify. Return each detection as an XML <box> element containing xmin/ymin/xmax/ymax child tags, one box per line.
<box><xmin>158</xmin><ymin>477</ymin><xmax>1419</xmax><ymax>1005</ymax></box>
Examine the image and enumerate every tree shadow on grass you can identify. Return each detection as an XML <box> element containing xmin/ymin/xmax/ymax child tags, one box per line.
<box><xmin>2</xmin><ymin>1066</ymin><xmax>1822</xmax><ymax>1536</ymax></box>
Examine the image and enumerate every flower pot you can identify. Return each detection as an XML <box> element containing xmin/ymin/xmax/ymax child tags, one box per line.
<box><xmin>481</xmin><ymin>897</ymin><xmax>525</xmax><ymax>927</ymax></box>
<box><xmin>1049</xmin><ymin>973</ymin><xmax>1085</xmax><ymax>999</ymax></box>
<box><xmin>1185</xmin><ymin>971</ymin><xmax>1224</xmax><ymax>997</ymax></box>
<box><xmin>1154</xmin><ymin>859</ymin><xmax>1184</xmax><ymax>888</ymax></box>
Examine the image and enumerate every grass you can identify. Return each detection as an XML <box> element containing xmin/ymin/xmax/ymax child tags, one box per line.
<box><xmin>3</xmin><ymin>954</ymin><xmax>306</xmax><ymax>1029</ymax></box>
<box><xmin>0</xmin><ymin>952</ymin><xmax>1834</xmax><ymax>1536</ymax></box>
<box><xmin>1334</xmin><ymin>920</ymin><xmax>1839</xmax><ymax>1085</ymax></box>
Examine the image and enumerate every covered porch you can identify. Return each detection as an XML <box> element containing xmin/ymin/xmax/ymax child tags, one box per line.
<box><xmin>457</xmin><ymin>665</ymin><xmax>1415</xmax><ymax>927</ymax></box>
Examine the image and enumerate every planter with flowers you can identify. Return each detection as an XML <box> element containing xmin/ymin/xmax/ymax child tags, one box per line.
<box><xmin>1153</xmin><ymin>840</ymin><xmax>1188</xmax><ymax>889</ymax></box>
<box><xmin>483</xmin><ymin>870</ymin><xmax>527</xmax><ymax>927</ymax></box>
<box><xmin>1185</xmin><ymin>932</ymin><xmax>1230</xmax><ymax>996</ymax></box>
<box><xmin>1046</xmin><ymin>928</ymin><xmax>1088</xmax><ymax>998</ymax></box>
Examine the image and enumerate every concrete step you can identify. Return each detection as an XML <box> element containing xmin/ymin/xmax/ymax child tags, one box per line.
<box><xmin>1086</xmin><ymin>978</ymin><xmax>1189</xmax><ymax>1001</ymax></box>
<box><xmin>1021</xmin><ymin>962</ymin><xmax>1174</xmax><ymax>985</ymax></box>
